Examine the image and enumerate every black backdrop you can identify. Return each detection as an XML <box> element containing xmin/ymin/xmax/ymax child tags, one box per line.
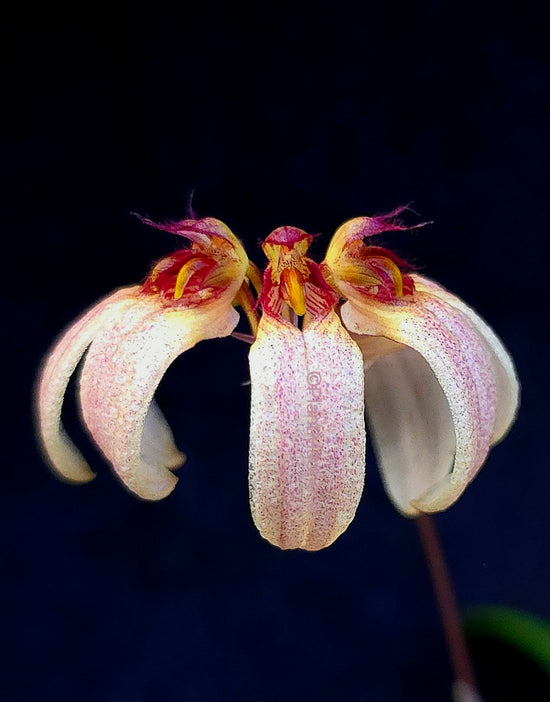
<box><xmin>4</xmin><ymin>2</ymin><xmax>549</xmax><ymax>700</ymax></box>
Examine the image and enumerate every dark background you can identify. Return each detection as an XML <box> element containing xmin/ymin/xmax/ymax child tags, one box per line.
<box><xmin>4</xmin><ymin>1</ymin><xmax>549</xmax><ymax>700</ymax></box>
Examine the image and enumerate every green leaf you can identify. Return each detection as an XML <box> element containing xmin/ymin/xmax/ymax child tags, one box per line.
<box><xmin>464</xmin><ymin>606</ymin><xmax>550</xmax><ymax>675</ymax></box>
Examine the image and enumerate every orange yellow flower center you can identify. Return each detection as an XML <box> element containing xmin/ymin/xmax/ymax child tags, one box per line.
<box><xmin>261</xmin><ymin>228</ymin><xmax>313</xmax><ymax>317</ymax></box>
<box><xmin>260</xmin><ymin>227</ymin><xmax>338</xmax><ymax>320</ymax></box>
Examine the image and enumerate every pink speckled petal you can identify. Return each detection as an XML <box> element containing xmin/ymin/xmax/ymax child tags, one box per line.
<box><xmin>35</xmin><ymin>287</ymin><xmax>140</xmax><ymax>484</ymax></box>
<box><xmin>353</xmin><ymin>337</ymin><xmax>456</xmax><ymax>516</ymax></box>
<box><xmin>412</xmin><ymin>274</ymin><xmax>519</xmax><ymax>443</ymax></box>
<box><xmin>248</xmin><ymin>311</ymin><xmax>365</xmax><ymax>551</ymax></box>
<box><xmin>80</xmin><ymin>297</ymin><xmax>239</xmax><ymax>500</ymax></box>
<box><xmin>341</xmin><ymin>288</ymin><xmax>497</xmax><ymax>515</ymax></box>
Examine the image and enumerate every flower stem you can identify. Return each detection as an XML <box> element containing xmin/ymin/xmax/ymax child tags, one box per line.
<box><xmin>416</xmin><ymin>514</ymin><xmax>481</xmax><ymax>700</ymax></box>
<box><xmin>246</xmin><ymin>262</ymin><xmax>264</xmax><ymax>297</ymax></box>
<box><xmin>234</xmin><ymin>282</ymin><xmax>259</xmax><ymax>336</ymax></box>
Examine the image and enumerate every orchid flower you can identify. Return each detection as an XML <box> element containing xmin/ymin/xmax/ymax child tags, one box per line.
<box><xmin>35</xmin><ymin>209</ymin><xmax>519</xmax><ymax>551</ymax></box>
<box><xmin>248</xmin><ymin>225</ymin><xmax>366</xmax><ymax>551</ymax></box>
<box><xmin>322</xmin><ymin>211</ymin><xmax>519</xmax><ymax>518</ymax></box>
<box><xmin>36</xmin><ymin>217</ymin><xmax>250</xmax><ymax>500</ymax></box>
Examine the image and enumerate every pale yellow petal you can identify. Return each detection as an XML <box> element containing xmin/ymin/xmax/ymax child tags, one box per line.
<box><xmin>35</xmin><ymin>287</ymin><xmax>140</xmax><ymax>483</ymax></box>
<box><xmin>141</xmin><ymin>400</ymin><xmax>186</xmax><ymax>471</ymax></box>
<box><xmin>341</xmin><ymin>287</ymin><xmax>496</xmax><ymax>514</ymax></box>
<box><xmin>249</xmin><ymin>311</ymin><xmax>365</xmax><ymax>551</ymax></box>
<box><xmin>353</xmin><ymin>337</ymin><xmax>456</xmax><ymax>517</ymax></box>
<box><xmin>80</xmin><ymin>297</ymin><xmax>239</xmax><ymax>500</ymax></box>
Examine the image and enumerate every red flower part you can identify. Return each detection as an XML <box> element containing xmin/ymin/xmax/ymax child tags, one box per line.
<box><xmin>260</xmin><ymin>226</ymin><xmax>338</xmax><ymax>318</ymax></box>
<box><xmin>340</xmin><ymin>205</ymin><xmax>425</xmax><ymax>243</ymax></box>
<box><xmin>138</xmin><ymin>216</ymin><xmax>248</xmax><ymax>307</ymax></box>
<box><xmin>323</xmin><ymin>212</ymin><xmax>423</xmax><ymax>303</ymax></box>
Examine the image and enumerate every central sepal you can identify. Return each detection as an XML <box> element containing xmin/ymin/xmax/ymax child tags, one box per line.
<box><xmin>249</xmin><ymin>312</ymin><xmax>365</xmax><ymax>550</ymax></box>
<box><xmin>249</xmin><ymin>226</ymin><xmax>366</xmax><ymax>550</ymax></box>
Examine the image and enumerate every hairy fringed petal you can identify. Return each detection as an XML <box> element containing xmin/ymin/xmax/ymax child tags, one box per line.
<box><xmin>249</xmin><ymin>311</ymin><xmax>365</xmax><ymax>550</ymax></box>
<box><xmin>340</xmin><ymin>280</ymin><xmax>499</xmax><ymax>515</ymax></box>
<box><xmin>323</xmin><ymin>210</ymin><xmax>420</xmax><ymax>303</ymax></box>
<box><xmin>323</xmin><ymin>211</ymin><xmax>518</xmax><ymax>517</ymax></box>
<box><xmin>35</xmin><ymin>287</ymin><xmax>140</xmax><ymax>484</ymax></box>
<box><xmin>79</xmin><ymin>296</ymin><xmax>239</xmax><ymax>500</ymax></box>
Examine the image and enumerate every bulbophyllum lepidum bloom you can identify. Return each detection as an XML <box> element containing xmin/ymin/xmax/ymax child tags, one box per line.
<box><xmin>36</xmin><ymin>217</ymin><xmax>251</xmax><ymax>499</ymax></box>
<box><xmin>36</xmin><ymin>208</ymin><xmax>519</xmax><ymax>551</ymax></box>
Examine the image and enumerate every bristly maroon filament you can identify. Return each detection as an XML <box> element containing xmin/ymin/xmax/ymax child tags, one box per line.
<box><xmin>348</xmin><ymin>204</ymin><xmax>428</xmax><ymax>243</ymax></box>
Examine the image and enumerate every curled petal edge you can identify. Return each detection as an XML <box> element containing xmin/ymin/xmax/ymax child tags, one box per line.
<box><xmin>353</xmin><ymin>337</ymin><xmax>456</xmax><ymax>517</ymax></box>
<box><xmin>340</xmin><ymin>282</ymin><xmax>500</xmax><ymax>514</ymax></box>
<box><xmin>412</xmin><ymin>274</ymin><xmax>519</xmax><ymax>444</ymax></box>
<box><xmin>79</xmin><ymin>296</ymin><xmax>240</xmax><ymax>500</ymax></box>
<box><xmin>35</xmin><ymin>287</ymin><xmax>141</xmax><ymax>484</ymax></box>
